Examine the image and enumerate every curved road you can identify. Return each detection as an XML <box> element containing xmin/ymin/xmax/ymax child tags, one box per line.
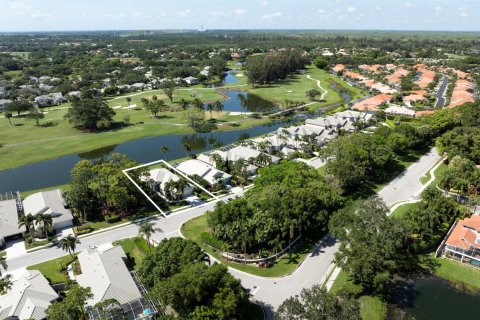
<box><xmin>6</xmin><ymin>149</ymin><xmax>441</xmax><ymax>319</ymax></box>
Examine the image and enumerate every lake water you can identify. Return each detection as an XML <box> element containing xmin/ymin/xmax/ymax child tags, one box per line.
<box><xmin>388</xmin><ymin>277</ymin><xmax>480</xmax><ymax>320</ymax></box>
<box><xmin>0</xmin><ymin>119</ymin><xmax>296</xmax><ymax>193</ymax></box>
<box><xmin>219</xmin><ymin>90</ymin><xmax>278</xmax><ymax>113</ymax></box>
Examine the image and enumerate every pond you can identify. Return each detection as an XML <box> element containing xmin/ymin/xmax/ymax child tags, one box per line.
<box><xmin>388</xmin><ymin>276</ymin><xmax>480</xmax><ymax>320</ymax></box>
<box><xmin>0</xmin><ymin>119</ymin><xmax>297</xmax><ymax>193</ymax></box>
<box><xmin>218</xmin><ymin>90</ymin><xmax>279</xmax><ymax>113</ymax></box>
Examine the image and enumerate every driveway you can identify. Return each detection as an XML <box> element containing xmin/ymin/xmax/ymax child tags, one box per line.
<box><xmin>378</xmin><ymin>148</ymin><xmax>441</xmax><ymax>207</ymax></box>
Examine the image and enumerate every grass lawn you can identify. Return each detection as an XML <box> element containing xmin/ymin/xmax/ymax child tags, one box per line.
<box><xmin>434</xmin><ymin>257</ymin><xmax>480</xmax><ymax>292</ymax></box>
<box><xmin>182</xmin><ymin>214</ymin><xmax>319</xmax><ymax>277</ymax></box>
<box><xmin>390</xmin><ymin>202</ymin><xmax>418</xmax><ymax>219</ymax></box>
<box><xmin>24</xmin><ymin>236</ymin><xmax>57</xmax><ymax>250</ymax></box>
<box><xmin>0</xmin><ymin>103</ymin><xmax>269</xmax><ymax>172</ymax></box>
<box><xmin>0</xmin><ymin>67</ymin><xmax>364</xmax><ymax>172</ymax></box>
<box><xmin>225</xmin><ymin>66</ymin><xmax>365</xmax><ymax>110</ymax></box>
<box><xmin>430</xmin><ymin>162</ymin><xmax>448</xmax><ymax>188</ymax></box>
<box><xmin>112</xmin><ymin>237</ymin><xmax>150</xmax><ymax>270</ymax></box>
<box><xmin>27</xmin><ymin>254</ymin><xmax>75</xmax><ymax>284</ymax></box>
<box><xmin>329</xmin><ymin>270</ymin><xmax>387</xmax><ymax>320</ymax></box>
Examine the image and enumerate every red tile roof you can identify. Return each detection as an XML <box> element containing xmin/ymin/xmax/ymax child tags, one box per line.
<box><xmin>446</xmin><ymin>215</ymin><xmax>480</xmax><ymax>250</ymax></box>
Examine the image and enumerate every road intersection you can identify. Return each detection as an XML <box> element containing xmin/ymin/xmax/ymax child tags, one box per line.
<box><xmin>5</xmin><ymin>148</ymin><xmax>442</xmax><ymax>319</ymax></box>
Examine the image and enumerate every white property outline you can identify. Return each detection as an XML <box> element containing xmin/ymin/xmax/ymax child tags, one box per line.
<box><xmin>123</xmin><ymin>159</ymin><xmax>220</xmax><ymax>217</ymax></box>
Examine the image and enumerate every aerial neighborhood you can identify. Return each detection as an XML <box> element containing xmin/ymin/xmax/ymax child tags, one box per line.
<box><xmin>0</xmin><ymin>2</ymin><xmax>480</xmax><ymax>320</ymax></box>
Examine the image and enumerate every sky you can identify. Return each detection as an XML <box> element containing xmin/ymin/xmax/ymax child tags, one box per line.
<box><xmin>0</xmin><ymin>0</ymin><xmax>479</xmax><ymax>32</ymax></box>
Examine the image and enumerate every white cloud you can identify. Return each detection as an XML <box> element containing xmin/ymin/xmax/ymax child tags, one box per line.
<box><xmin>211</xmin><ymin>11</ymin><xmax>227</xmax><ymax>17</ymax></box>
<box><xmin>263</xmin><ymin>11</ymin><xmax>282</xmax><ymax>19</ymax></box>
<box><xmin>178</xmin><ymin>9</ymin><xmax>196</xmax><ymax>18</ymax></box>
<box><xmin>374</xmin><ymin>6</ymin><xmax>383</xmax><ymax>11</ymax></box>
<box><xmin>347</xmin><ymin>6</ymin><xmax>356</xmax><ymax>13</ymax></box>
<box><xmin>234</xmin><ymin>9</ymin><xmax>246</xmax><ymax>15</ymax></box>
<box><xmin>460</xmin><ymin>11</ymin><xmax>470</xmax><ymax>17</ymax></box>
<box><xmin>9</xmin><ymin>1</ymin><xmax>33</xmax><ymax>15</ymax></box>
<box><xmin>405</xmin><ymin>2</ymin><xmax>415</xmax><ymax>9</ymax></box>
<box><xmin>261</xmin><ymin>1</ymin><xmax>269</xmax><ymax>6</ymax></box>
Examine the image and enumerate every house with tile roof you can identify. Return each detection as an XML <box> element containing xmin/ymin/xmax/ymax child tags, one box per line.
<box><xmin>145</xmin><ymin>168</ymin><xmax>194</xmax><ymax>199</ymax></box>
<box><xmin>442</xmin><ymin>215</ymin><xmax>480</xmax><ymax>267</ymax></box>
<box><xmin>0</xmin><ymin>270</ymin><xmax>58</xmax><ymax>320</ymax></box>
<box><xmin>176</xmin><ymin>159</ymin><xmax>231</xmax><ymax>187</ymax></box>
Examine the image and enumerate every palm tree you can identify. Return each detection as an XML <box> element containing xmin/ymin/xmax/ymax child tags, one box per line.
<box><xmin>35</xmin><ymin>213</ymin><xmax>53</xmax><ymax>241</ymax></box>
<box><xmin>206</xmin><ymin>103</ymin><xmax>215</xmax><ymax>119</ymax></box>
<box><xmin>209</xmin><ymin>152</ymin><xmax>223</xmax><ymax>169</ymax></box>
<box><xmin>0</xmin><ymin>255</ymin><xmax>8</xmax><ymax>277</ymax></box>
<box><xmin>255</xmin><ymin>153</ymin><xmax>272</xmax><ymax>167</ymax></box>
<box><xmin>193</xmin><ymin>98</ymin><xmax>204</xmax><ymax>110</ymax></box>
<box><xmin>126</xmin><ymin>96</ymin><xmax>132</xmax><ymax>110</ymax></box>
<box><xmin>182</xmin><ymin>143</ymin><xmax>191</xmax><ymax>157</ymax></box>
<box><xmin>18</xmin><ymin>214</ymin><xmax>36</xmax><ymax>244</ymax></box>
<box><xmin>160</xmin><ymin>146</ymin><xmax>169</xmax><ymax>161</ymax></box>
<box><xmin>0</xmin><ymin>275</ymin><xmax>12</xmax><ymax>293</ymax></box>
<box><xmin>138</xmin><ymin>221</ymin><xmax>162</xmax><ymax>251</ymax></box>
<box><xmin>61</xmin><ymin>235</ymin><xmax>80</xmax><ymax>258</ymax></box>
<box><xmin>237</xmin><ymin>93</ymin><xmax>248</xmax><ymax>114</ymax></box>
<box><xmin>179</xmin><ymin>98</ymin><xmax>189</xmax><ymax>110</ymax></box>
<box><xmin>213</xmin><ymin>101</ymin><xmax>224</xmax><ymax>114</ymax></box>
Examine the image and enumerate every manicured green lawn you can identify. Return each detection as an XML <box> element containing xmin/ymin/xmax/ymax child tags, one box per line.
<box><xmin>225</xmin><ymin>66</ymin><xmax>365</xmax><ymax>110</ymax></box>
<box><xmin>430</xmin><ymin>162</ymin><xmax>448</xmax><ymax>188</ymax></box>
<box><xmin>329</xmin><ymin>270</ymin><xmax>387</xmax><ymax>320</ymax></box>
<box><xmin>390</xmin><ymin>202</ymin><xmax>418</xmax><ymax>218</ymax></box>
<box><xmin>434</xmin><ymin>257</ymin><xmax>480</xmax><ymax>292</ymax></box>
<box><xmin>27</xmin><ymin>254</ymin><xmax>75</xmax><ymax>284</ymax></box>
<box><xmin>181</xmin><ymin>214</ymin><xmax>317</xmax><ymax>277</ymax></box>
<box><xmin>112</xmin><ymin>237</ymin><xmax>150</xmax><ymax>270</ymax></box>
<box><xmin>0</xmin><ymin>104</ymin><xmax>268</xmax><ymax>172</ymax></box>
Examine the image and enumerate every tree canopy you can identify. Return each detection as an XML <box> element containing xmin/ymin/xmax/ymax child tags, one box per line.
<box><xmin>65</xmin><ymin>98</ymin><xmax>116</xmax><ymax>130</ymax></box>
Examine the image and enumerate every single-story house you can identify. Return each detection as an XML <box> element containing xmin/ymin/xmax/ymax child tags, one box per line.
<box><xmin>34</xmin><ymin>95</ymin><xmax>52</xmax><ymax>107</ymax></box>
<box><xmin>146</xmin><ymin>168</ymin><xmax>194</xmax><ymax>199</ymax></box>
<box><xmin>38</xmin><ymin>76</ymin><xmax>51</xmax><ymax>83</ymax></box>
<box><xmin>442</xmin><ymin>214</ymin><xmax>480</xmax><ymax>267</ymax></box>
<box><xmin>226</xmin><ymin>146</ymin><xmax>280</xmax><ymax>166</ymax></box>
<box><xmin>0</xmin><ymin>270</ymin><xmax>59</xmax><ymax>320</ymax></box>
<box><xmin>49</xmin><ymin>92</ymin><xmax>67</xmax><ymax>105</ymax></box>
<box><xmin>66</xmin><ymin>91</ymin><xmax>81</xmax><ymax>100</ymax></box>
<box><xmin>22</xmin><ymin>189</ymin><xmax>74</xmax><ymax>230</ymax></box>
<box><xmin>176</xmin><ymin>159</ymin><xmax>231</xmax><ymax>186</ymax></box>
<box><xmin>183</xmin><ymin>76</ymin><xmax>199</xmax><ymax>85</ymax></box>
<box><xmin>385</xmin><ymin>105</ymin><xmax>415</xmax><ymax>117</ymax></box>
<box><xmin>76</xmin><ymin>246</ymin><xmax>143</xmax><ymax>306</ymax></box>
<box><xmin>0</xmin><ymin>99</ymin><xmax>12</xmax><ymax>111</ymax></box>
<box><xmin>0</xmin><ymin>198</ymin><xmax>25</xmax><ymax>247</ymax></box>
<box><xmin>38</xmin><ymin>84</ymin><xmax>53</xmax><ymax>92</ymax></box>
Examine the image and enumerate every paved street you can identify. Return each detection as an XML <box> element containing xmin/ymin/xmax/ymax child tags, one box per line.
<box><xmin>378</xmin><ymin>148</ymin><xmax>441</xmax><ymax>207</ymax></box>
<box><xmin>5</xmin><ymin>148</ymin><xmax>441</xmax><ymax>318</ymax></box>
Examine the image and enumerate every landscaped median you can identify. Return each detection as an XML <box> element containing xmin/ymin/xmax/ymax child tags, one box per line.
<box><xmin>181</xmin><ymin>214</ymin><xmax>321</xmax><ymax>277</ymax></box>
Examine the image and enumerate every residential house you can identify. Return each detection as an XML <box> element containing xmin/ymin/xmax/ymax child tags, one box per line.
<box><xmin>49</xmin><ymin>92</ymin><xmax>67</xmax><ymax>105</ymax></box>
<box><xmin>76</xmin><ymin>246</ymin><xmax>156</xmax><ymax>319</ymax></box>
<box><xmin>38</xmin><ymin>84</ymin><xmax>53</xmax><ymax>92</ymax></box>
<box><xmin>385</xmin><ymin>105</ymin><xmax>415</xmax><ymax>117</ymax></box>
<box><xmin>0</xmin><ymin>270</ymin><xmax>58</xmax><ymax>320</ymax></box>
<box><xmin>22</xmin><ymin>189</ymin><xmax>74</xmax><ymax>230</ymax></box>
<box><xmin>176</xmin><ymin>159</ymin><xmax>231</xmax><ymax>187</ymax></box>
<box><xmin>66</xmin><ymin>91</ymin><xmax>81</xmax><ymax>100</ymax></box>
<box><xmin>0</xmin><ymin>198</ymin><xmax>24</xmax><ymax>248</ymax></box>
<box><xmin>226</xmin><ymin>146</ymin><xmax>280</xmax><ymax>166</ymax></box>
<box><xmin>34</xmin><ymin>95</ymin><xmax>52</xmax><ymax>107</ymax></box>
<box><xmin>443</xmin><ymin>215</ymin><xmax>480</xmax><ymax>267</ymax></box>
<box><xmin>146</xmin><ymin>168</ymin><xmax>194</xmax><ymax>199</ymax></box>
<box><xmin>183</xmin><ymin>76</ymin><xmax>199</xmax><ymax>85</ymax></box>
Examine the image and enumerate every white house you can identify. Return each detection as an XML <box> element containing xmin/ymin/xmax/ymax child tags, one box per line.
<box><xmin>22</xmin><ymin>189</ymin><xmax>74</xmax><ymax>230</ymax></box>
<box><xmin>176</xmin><ymin>159</ymin><xmax>231</xmax><ymax>186</ymax></box>
<box><xmin>146</xmin><ymin>168</ymin><xmax>194</xmax><ymax>199</ymax></box>
<box><xmin>76</xmin><ymin>246</ymin><xmax>143</xmax><ymax>306</ymax></box>
<box><xmin>183</xmin><ymin>76</ymin><xmax>199</xmax><ymax>85</ymax></box>
<box><xmin>385</xmin><ymin>105</ymin><xmax>415</xmax><ymax>117</ymax></box>
<box><xmin>0</xmin><ymin>270</ymin><xmax>58</xmax><ymax>320</ymax></box>
<box><xmin>226</xmin><ymin>146</ymin><xmax>280</xmax><ymax>165</ymax></box>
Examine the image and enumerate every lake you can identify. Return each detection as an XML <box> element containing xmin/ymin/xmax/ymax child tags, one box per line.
<box><xmin>388</xmin><ymin>276</ymin><xmax>480</xmax><ymax>320</ymax></box>
<box><xmin>0</xmin><ymin>119</ymin><xmax>296</xmax><ymax>193</ymax></box>
<box><xmin>219</xmin><ymin>90</ymin><xmax>278</xmax><ymax>113</ymax></box>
